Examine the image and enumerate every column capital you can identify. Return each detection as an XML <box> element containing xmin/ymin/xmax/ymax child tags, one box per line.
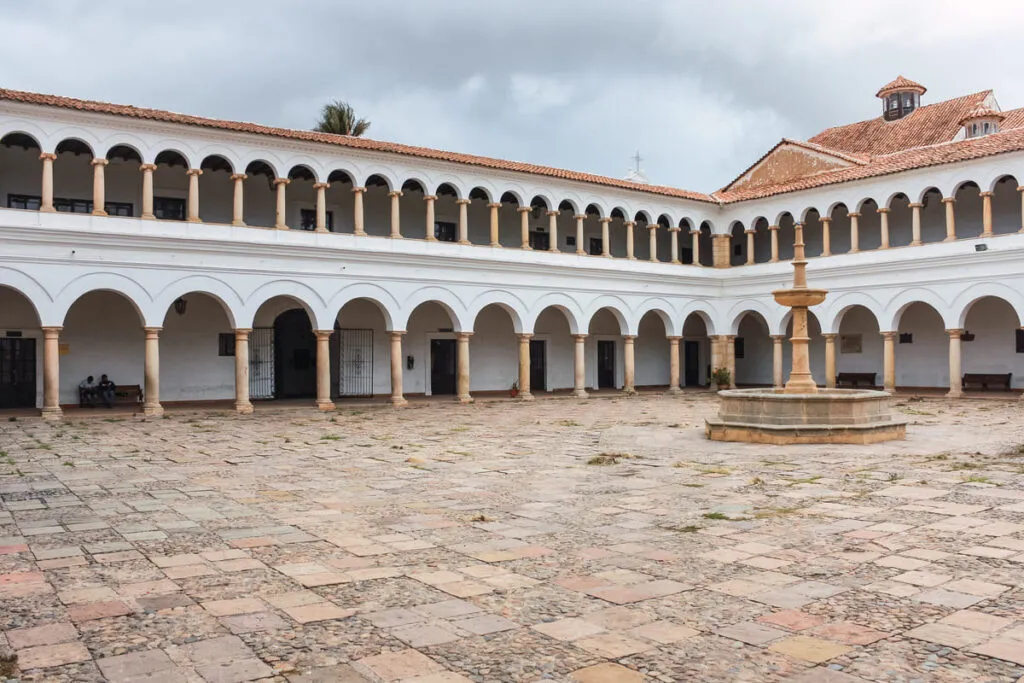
<box><xmin>847</xmin><ymin>212</ymin><xmax>861</xmax><ymax>218</ymax></box>
<box><xmin>876</xmin><ymin>207</ymin><xmax>890</xmax><ymax>214</ymax></box>
<box><xmin>946</xmin><ymin>328</ymin><xmax>965</xmax><ymax>337</ymax></box>
<box><xmin>572</xmin><ymin>334</ymin><xmax>588</xmax><ymax>341</ymax></box>
<box><xmin>941</xmin><ymin>196</ymin><xmax>956</xmax><ymax>204</ymax></box>
<box><xmin>234</xmin><ymin>327</ymin><xmax>252</xmax><ymax>336</ymax></box>
<box><xmin>230</xmin><ymin>173</ymin><xmax>248</xmax><ymax>181</ymax></box>
<box><xmin>140</xmin><ymin>163</ymin><xmax>158</xmax><ymax>172</ymax></box>
<box><xmin>312</xmin><ymin>182</ymin><xmax>330</xmax><ymax>190</ymax></box>
<box><xmin>314</xmin><ymin>329</ymin><xmax>334</xmax><ymax>340</ymax></box>
<box><xmin>820</xmin><ymin>216</ymin><xmax>832</xmax><ymax>223</ymax></box>
<box><xmin>454</xmin><ymin>198</ymin><xmax>470</xmax><ymax>205</ymax></box>
<box><xmin>979</xmin><ymin>191</ymin><xmax>994</xmax><ymax>198</ymax></box>
<box><xmin>768</xmin><ymin>224</ymin><xmax>779</xmax><ymax>231</ymax></box>
<box><xmin>908</xmin><ymin>202</ymin><xmax>923</xmax><ymax>208</ymax></box>
<box><xmin>669</xmin><ymin>226</ymin><xmax>681</xmax><ymax>233</ymax></box>
<box><xmin>599</xmin><ymin>217</ymin><xmax>613</xmax><ymax>224</ymax></box>
<box><xmin>424</xmin><ymin>195</ymin><xmax>438</xmax><ymax>202</ymax></box>
<box><xmin>666</xmin><ymin>335</ymin><xmax>682</xmax><ymax>341</ymax></box>
<box><xmin>273</xmin><ymin>177</ymin><xmax>291</xmax><ymax>187</ymax></box>
<box><xmin>388</xmin><ymin>190</ymin><xmax>404</xmax><ymax>198</ymax></box>
<box><xmin>352</xmin><ymin>186</ymin><xmax>366</xmax><ymax>194</ymax></box>
<box><xmin>880</xmin><ymin>331</ymin><xmax>898</xmax><ymax>340</ymax></box>
<box><xmin>770</xmin><ymin>334</ymin><xmax>785</xmax><ymax>342</ymax></box>
<box><xmin>517</xmin><ymin>206</ymin><xmax>532</xmax><ymax>214</ymax></box>
<box><xmin>623</xmin><ymin>334</ymin><xmax>637</xmax><ymax>341</ymax></box>
<box><xmin>821</xmin><ymin>333</ymin><xmax>838</xmax><ymax>341</ymax></box>
<box><xmin>623</xmin><ymin>220</ymin><xmax>636</xmax><ymax>228</ymax></box>
<box><xmin>517</xmin><ymin>332</ymin><xmax>534</xmax><ymax>340</ymax></box>
<box><xmin>546</xmin><ymin>210</ymin><xmax>559</xmax><ymax>217</ymax></box>
<box><xmin>143</xmin><ymin>326</ymin><xmax>162</xmax><ymax>337</ymax></box>
<box><xmin>689</xmin><ymin>229</ymin><xmax>700</xmax><ymax>236</ymax></box>
<box><xmin>574</xmin><ymin>214</ymin><xmax>587</xmax><ymax>221</ymax></box>
<box><xmin>647</xmin><ymin>224</ymin><xmax>659</xmax><ymax>232</ymax></box>
<box><xmin>39</xmin><ymin>152</ymin><xmax>57</xmax><ymax>162</ymax></box>
<box><xmin>91</xmin><ymin>157</ymin><xmax>109</xmax><ymax>167</ymax></box>
<box><xmin>387</xmin><ymin>330</ymin><xmax>406</xmax><ymax>338</ymax></box>
<box><xmin>1017</xmin><ymin>186</ymin><xmax>1024</xmax><ymax>193</ymax></box>
<box><xmin>486</xmin><ymin>202</ymin><xmax>501</xmax><ymax>209</ymax></box>
<box><xmin>186</xmin><ymin>168</ymin><xmax>203</xmax><ymax>177</ymax></box>
<box><xmin>41</xmin><ymin>325</ymin><xmax>63</xmax><ymax>335</ymax></box>
<box><xmin>744</xmin><ymin>229</ymin><xmax>755</xmax><ymax>235</ymax></box>
<box><xmin>455</xmin><ymin>331</ymin><xmax>474</xmax><ymax>340</ymax></box>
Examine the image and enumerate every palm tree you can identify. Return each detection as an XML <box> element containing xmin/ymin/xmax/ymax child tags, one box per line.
<box><xmin>314</xmin><ymin>100</ymin><xmax>371</xmax><ymax>137</ymax></box>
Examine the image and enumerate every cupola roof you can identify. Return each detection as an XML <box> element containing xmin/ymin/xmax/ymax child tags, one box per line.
<box><xmin>876</xmin><ymin>76</ymin><xmax>927</xmax><ymax>98</ymax></box>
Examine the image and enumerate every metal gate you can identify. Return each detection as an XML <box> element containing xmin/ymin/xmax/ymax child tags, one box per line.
<box><xmin>249</xmin><ymin>327</ymin><xmax>275</xmax><ymax>399</ymax></box>
<box><xmin>338</xmin><ymin>329</ymin><xmax>373</xmax><ymax>397</ymax></box>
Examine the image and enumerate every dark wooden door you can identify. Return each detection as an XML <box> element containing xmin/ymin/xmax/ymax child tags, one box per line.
<box><xmin>273</xmin><ymin>309</ymin><xmax>316</xmax><ymax>399</ymax></box>
<box><xmin>0</xmin><ymin>338</ymin><xmax>36</xmax><ymax>409</ymax></box>
<box><xmin>529</xmin><ymin>340</ymin><xmax>546</xmax><ymax>392</ymax></box>
<box><xmin>431</xmin><ymin>339</ymin><xmax>457</xmax><ymax>395</ymax></box>
<box><xmin>597</xmin><ymin>340</ymin><xmax>615</xmax><ymax>389</ymax></box>
<box><xmin>684</xmin><ymin>340</ymin><xmax>700</xmax><ymax>387</ymax></box>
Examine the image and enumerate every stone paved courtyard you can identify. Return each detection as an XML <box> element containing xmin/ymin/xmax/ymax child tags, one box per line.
<box><xmin>3</xmin><ymin>394</ymin><xmax>1024</xmax><ymax>682</ymax></box>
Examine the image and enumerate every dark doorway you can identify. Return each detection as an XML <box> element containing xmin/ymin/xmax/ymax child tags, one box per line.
<box><xmin>0</xmin><ymin>337</ymin><xmax>36</xmax><ymax>409</ymax></box>
<box><xmin>431</xmin><ymin>339</ymin><xmax>457</xmax><ymax>395</ymax></box>
<box><xmin>597</xmin><ymin>340</ymin><xmax>616</xmax><ymax>389</ymax></box>
<box><xmin>273</xmin><ymin>309</ymin><xmax>316</xmax><ymax>399</ymax></box>
<box><xmin>529</xmin><ymin>231</ymin><xmax>550</xmax><ymax>250</ymax></box>
<box><xmin>684</xmin><ymin>340</ymin><xmax>700</xmax><ymax>387</ymax></box>
<box><xmin>529</xmin><ymin>339</ymin><xmax>546</xmax><ymax>392</ymax></box>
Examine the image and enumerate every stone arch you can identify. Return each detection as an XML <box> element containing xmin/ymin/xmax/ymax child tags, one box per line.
<box><xmin>469</xmin><ymin>186</ymin><xmax>494</xmax><ymax>203</ymax></box>
<box><xmin>364</xmin><ymin>172</ymin><xmax>396</xmax><ymax>192</ymax></box>
<box><xmin>953</xmin><ymin>286</ymin><xmax>1024</xmax><ymax>329</ymax></box>
<box><xmin>917</xmin><ymin>185</ymin><xmax>942</xmax><ymax>204</ymax></box>
<box><xmin>55</xmin><ymin>273</ymin><xmax>152</xmax><ymax>327</ymax></box>
<box><xmin>558</xmin><ymin>199</ymin><xmax>579</xmax><ymax>214</ymax></box>
<box><xmin>244</xmin><ymin>158</ymin><xmax>280</xmax><ymax>179</ymax></box>
<box><xmin>680</xmin><ymin>304</ymin><xmax>717</xmax><ymax>336</ymax></box>
<box><xmin>799</xmin><ymin>207</ymin><xmax>819</xmax><ymax>223</ymax></box>
<box><xmin>634</xmin><ymin>210</ymin><xmax>653</xmax><ymax>224</ymax></box>
<box><xmin>988</xmin><ymin>173</ymin><xmax>1020</xmax><ymax>194</ymax></box>
<box><xmin>501</xmin><ymin>190</ymin><xmax>526</xmax><ymax>207</ymax></box>
<box><xmin>244</xmin><ymin>280</ymin><xmax>329</xmax><ymax>330</ymax></box>
<box><xmin>104</xmin><ymin>139</ymin><xmax>146</xmax><ymax>163</ymax></box>
<box><xmin>634</xmin><ymin>300</ymin><xmax>680</xmax><ymax>337</ymax></box>
<box><xmin>153</xmin><ymin>147</ymin><xmax>195</xmax><ymax>170</ymax></box>
<box><xmin>287</xmin><ymin>163</ymin><xmax>318</xmax><ymax>182</ymax></box>
<box><xmin>584</xmin><ymin>298</ymin><xmax>630</xmax><ymax>335</ymax></box>
<box><xmin>153</xmin><ymin>276</ymin><xmax>244</xmax><ymax>330</ymax></box>
<box><xmin>727</xmin><ymin>301</ymin><xmax>776</xmax><ymax>336</ymax></box>
<box><xmin>326</xmin><ymin>167</ymin><xmax>358</xmax><ymax>185</ymax></box>
<box><xmin>819</xmin><ymin>291</ymin><xmax>885</xmax><ymax>334</ymax></box>
<box><xmin>0</xmin><ymin>281</ymin><xmax>44</xmax><ymax>328</ymax></box>
<box><xmin>436</xmin><ymin>182</ymin><xmax>463</xmax><ymax>200</ymax></box>
<box><xmin>884</xmin><ymin>288</ymin><xmax>954</xmax><ymax>331</ymax></box>
<box><xmin>0</xmin><ymin>128</ymin><xmax>44</xmax><ymax>152</ymax></box>
<box><xmin>526</xmin><ymin>294</ymin><xmax>584</xmax><ymax>336</ymax></box>
<box><xmin>586</xmin><ymin>203</ymin><xmax>606</xmax><ymax>219</ymax></box>
<box><xmin>398</xmin><ymin>287</ymin><xmax>470</xmax><ymax>333</ymax></box>
<box><xmin>467</xmin><ymin>291</ymin><xmax>528</xmax><ymax>335</ymax></box>
<box><xmin>328</xmin><ymin>284</ymin><xmax>400</xmax><ymax>331</ymax></box>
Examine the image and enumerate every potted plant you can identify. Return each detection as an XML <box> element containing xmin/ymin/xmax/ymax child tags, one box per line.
<box><xmin>510</xmin><ymin>380</ymin><xmax>519</xmax><ymax>398</ymax></box>
<box><xmin>711</xmin><ymin>367</ymin><xmax>731</xmax><ymax>391</ymax></box>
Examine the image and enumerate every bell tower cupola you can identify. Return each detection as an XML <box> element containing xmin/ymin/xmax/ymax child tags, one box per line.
<box><xmin>877</xmin><ymin>76</ymin><xmax>926</xmax><ymax>121</ymax></box>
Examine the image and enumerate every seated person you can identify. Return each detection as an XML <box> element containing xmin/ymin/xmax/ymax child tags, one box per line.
<box><xmin>78</xmin><ymin>376</ymin><xmax>97</xmax><ymax>406</ymax></box>
<box><xmin>97</xmin><ymin>374</ymin><xmax>117</xmax><ymax>408</ymax></box>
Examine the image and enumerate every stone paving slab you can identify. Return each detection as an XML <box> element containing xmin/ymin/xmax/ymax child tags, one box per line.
<box><xmin>3</xmin><ymin>394</ymin><xmax>1024</xmax><ymax>681</ymax></box>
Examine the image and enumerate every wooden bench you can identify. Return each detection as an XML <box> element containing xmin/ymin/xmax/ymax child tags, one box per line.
<box><xmin>836</xmin><ymin>372</ymin><xmax>877</xmax><ymax>388</ymax></box>
<box><xmin>962</xmin><ymin>373</ymin><xmax>1012</xmax><ymax>391</ymax></box>
<box><xmin>79</xmin><ymin>384</ymin><xmax>144</xmax><ymax>407</ymax></box>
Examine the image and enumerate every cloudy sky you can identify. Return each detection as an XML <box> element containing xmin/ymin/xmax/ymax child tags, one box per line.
<box><xmin>3</xmin><ymin>1</ymin><xmax>1022</xmax><ymax>192</ymax></box>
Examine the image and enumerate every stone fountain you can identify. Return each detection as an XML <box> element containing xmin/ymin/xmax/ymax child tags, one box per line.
<box><xmin>705</xmin><ymin>223</ymin><xmax>907</xmax><ymax>444</ymax></box>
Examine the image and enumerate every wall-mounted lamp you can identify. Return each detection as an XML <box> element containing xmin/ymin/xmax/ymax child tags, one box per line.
<box><xmin>173</xmin><ymin>298</ymin><xmax>188</xmax><ymax>316</ymax></box>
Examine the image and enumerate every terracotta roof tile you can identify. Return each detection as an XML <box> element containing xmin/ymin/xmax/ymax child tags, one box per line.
<box><xmin>0</xmin><ymin>88</ymin><xmax>716</xmax><ymax>204</ymax></box>
<box><xmin>809</xmin><ymin>91</ymin><xmax>990</xmax><ymax>157</ymax></box>
<box><xmin>1001</xmin><ymin>107</ymin><xmax>1024</xmax><ymax>131</ymax></box>
<box><xmin>960</xmin><ymin>103</ymin><xmax>1006</xmax><ymax>125</ymax></box>
<box><xmin>876</xmin><ymin>75</ymin><xmax>927</xmax><ymax>98</ymax></box>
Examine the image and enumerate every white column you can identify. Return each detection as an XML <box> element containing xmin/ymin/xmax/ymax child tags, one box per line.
<box><xmin>91</xmin><ymin>158</ymin><xmax>108</xmax><ymax>216</ymax></box>
<box><xmin>600</xmin><ymin>218</ymin><xmax>612</xmax><ymax>257</ymax></box>
<box><xmin>313</xmin><ymin>182</ymin><xmax>329</xmax><ymax>232</ymax></box>
<box><xmin>389</xmin><ymin>331</ymin><xmax>407</xmax><ymax>406</ymax></box>
<box><xmin>624</xmin><ymin>221</ymin><xmax>636</xmax><ymax>260</ymax></box>
<box><xmin>519</xmin><ymin>207</ymin><xmax>531</xmax><ymax>249</ymax></box>
<box><xmin>547</xmin><ymin>210</ymin><xmax>559</xmax><ymax>252</ymax></box>
<box><xmin>456</xmin><ymin>332</ymin><xmax>473</xmax><ymax>403</ymax></box>
<box><xmin>947</xmin><ymin>329</ymin><xmax>963</xmax><ymax>398</ymax></box>
<box><xmin>39</xmin><ymin>153</ymin><xmax>56</xmax><ymax>212</ymax></box>
<box><xmin>849</xmin><ymin>212</ymin><xmax>860</xmax><ymax>252</ymax></box>
<box><xmin>771</xmin><ymin>335</ymin><xmax>784</xmax><ymax>389</ymax></box>
<box><xmin>41</xmin><ymin>326</ymin><xmax>62</xmax><ymax>420</ymax></box>
<box><xmin>623</xmin><ymin>335</ymin><xmax>636</xmax><ymax>394</ymax></box>
<box><xmin>186</xmin><ymin>169</ymin><xmax>202</xmax><ymax>223</ymax></box>
<box><xmin>878</xmin><ymin>208</ymin><xmax>890</xmax><ymax>249</ymax></box>
<box><xmin>572</xmin><ymin>334</ymin><xmax>588</xmax><ymax>398</ymax></box>
<box><xmin>352</xmin><ymin>187</ymin><xmax>366</xmax><ymax>236</ymax></box>
<box><xmin>909</xmin><ymin>202</ymin><xmax>923</xmax><ymax>245</ymax></box>
<box><xmin>575</xmin><ymin>214</ymin><xmax>586</xmax><ymax>255</ymax></box>
<box><xmin>140</xmin><ymin>164</ymin><xmax>156</xmax><ymax>220</ymax></box>
<box><xmin>670</xmin><ymin>227</ymin><xmax>681</xmax><ymax>264</ymax></box>
<box><xmin>143</xmin><ymin>327</ymin><xmax>163</xmax><ymax>417</ymax></box>
<box><xmin>389</xmin><ymin>190</ymin><xmax>403</xmax><ymax>238</ymax></box>
<box><xmin>315</xmin><ymin>330</ymin><xmax>335</xmax><ymax>411</ymax></box>
<box><xmin>943</xmin><ymin>197</ymin><xmax>956</xmax><ymax>242</ymax></box>
<box><xmin>648</xmin><ymin>224</ymin><xmax>658</xmax><ymax>262</ymax></box>
<box><xmin>691</xmin><ymin>229</ymin><xmax>700</xmax><ymax>266</ymax></box>
<box><xmin>231</xmin><ymin>173</ymin><xmax>247</xmax><ymax>226</ymax></box>
<box><xmin>981</xmin><ymin>191</ymin><xmax>994</xmax><ymax>237</ymax></box>
<box><xmin>234</xmin><ymin>328</ymin><xmax>253</xmax><ymax>414</ymax></box>
<box><xmin>488</xmin><ymin>203</ymin><xmax>501</xmax><ymax>246</ymax></box>
<box><xmin>518</xmin><ymin>333</ymin><xmax>534</xmax><ymax>400</ymax></box>
<box><xmin>821</xmin><ymin>217</ymin><xmax>832</xmax><ymax>256</ymax></box>
<box><xmin>425</xmin><ymin>195</ymin><xmax>437</xmax><ymax>241</ymax></box>
<box><xmin>457</xmin><ymin>198</ymin><xmax>470</xmax><ymax>244</ymax></box>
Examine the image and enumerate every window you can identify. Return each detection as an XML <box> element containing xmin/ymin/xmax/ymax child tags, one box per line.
<box><xmin>680</xmin><ymin>246</ymin><xmax>694</xmax><ymax>264</ymax></box>
<box><xmin>734</xmin><ymin>338</ymin><xmax>745</xmax><ymax>359</ymax></box>
<box><xmin>104</xmin><ymin>202</ymin><xmax>134</xmax><ymax>217</ymax></box>
<box><xmin>733</xmin><ymin>244</ymin><xmax>742</xmax><ymax>256</ymax></box>
<box><xmin>529</xmin><ymin>231</ymin><xmax>550</xmax><ymax>250</ymax></box>
<box><xmin>889</xmin><ymin>95</ymin><xmax>899</xmax><ymax>111</ymax></box>
<box><xmin>7</xmin><ymin>194</ymin><xmax>132</xmax><ymax>216</ymax></box>
<box><xmin>1017</xmin><ymin>329</ymin><xmax>1024</xmax><ymax>353</ymax></box>
<box><xmin>54</xmin><ymin>197</ymin><xmax>91</xmax><ymax>213</ymax></box>
<box><xmin>299</xmin><ymin>209</ymin><xmax>334</xmax><ymax>232</ymax></box>
<box><xmin>899</xmin><ymin>333</ymin><xmax>913</xmax><ymax>344</ymax></box>
<box><xmin>566</xmin><ymin>235</ymin><xmax>576</xmax><ymax>248</ymax></box>
<box><xmin>154</xmin><ymin>196</ymin><xmax>186</xmax><ymax>221</ymax></box>
<box><xmin>218</xmin><ymin>333</ymin><xmax>236</xmax><ymax>357</ymax></box>
<box><xmin>7</xmin><ymin>194</ymin><xmax>41</xmax><ymax>210</ymax></box>
<box><xmin>588</xmin><ymin>237</ymin><xmax>603</xmax><ymax>256</ymax></box>
<box><xmin>434</xmin><ymin>221</ymin><xmax>457</xmax><ymax>242</ymax></box>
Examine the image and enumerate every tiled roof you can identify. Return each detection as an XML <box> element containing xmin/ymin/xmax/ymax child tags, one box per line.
<box><xmin>719</xmin><ymin>138</ymin><xmax>869</xmax><ymax>194</ymax></box>
<box><xmin>0</xmin><ymin>88</ymin><xmax>716</xmax><ymax>204</ymax></box>
<box><xmin>808</xmin><ymin>91</ymin><xmax>991</xmax><ymax>157</ymax></box>
<box><xmin>876</xmin><ymin>75</ymin><xmax>927</xmax><ymax>98</ymax></box>
<box><xmin>960</xmin><ymin>103</ymin><xmax>1006</xmax><ymax>124</ymax></box>
<box><xmin>714</xmin><ymin>124</ymin><xmax>1024</xmax><ymax>203</ymax></box>
<box><xmin>1002</xmin><ymin>107</ymin><xmax>1024</xmax><ymax>131</ymax></box>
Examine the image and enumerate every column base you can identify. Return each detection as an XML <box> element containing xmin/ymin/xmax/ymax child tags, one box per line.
<box><xmin>314</xmin><ymin>227</ymin><xmax>327</xmax><ymax>234</ymax></box>
<box><xmin>456</xmin><ymin>395</ymin><xmax>474</xmax><ymax>404</ymax></box>
<box><xmin>317</xmin><ymin>400</ymin><xmax>336</xmax><ymax>412</ymax></box>
<box><xmin>275</xmin><ymin>224</ymin><xmax>289</xmax><ymax>230</ymax></box>
<box><xmin>981</xmin><ymin>232</ymin><xmax>994</xmax><ymax>238</ymax></box>
<box><xmin>518</xmin><ymin>392</ymin><xmax>535</xmax><ymax>401</ymax></box>
<box><xmin>354</xmin><ymin>230</ymin><xmax>367</xmax><ymax>237</ymax></box>
<box><xmin>521</xmin><ymin>245</ymin><xmax>533</xmax><ymax>251</ymax></box>
<box><xmin>141</xmin><ymin>213</ymin><xmax>156</xmax><ymax>220</ymax></box>
<box><xmin>572</xmin><ymin>389</ymin><xmax>589</xmax><ymax>398</ymax></box>
<box><xmin>602</xmin><ymin>253</ymin><xmax>612</xmax><ymax>258</ymax></box>
<box><xmin>491</xmin><ymin>242</ymin><xmax>502</xmax><ymax>248</ymax></box>
<box><xmin>40</xmin><ymin>206</ymin><xmax>57</xmax><ymax>213</ymax></box>
<box><xmin>187</xmin><ymin>218</ymin><xmax>202</xmax><ymax>224</ymax></box>
<box><xmin>458</xmin><ymin>240</ymin><xmax>471</xmax><ymax>245</ymax></box>
<box><xmin>666</xmin><ymin>386</ymin><xmax>682</xmax><ymax>394</ymax></box>
<box><xmin>143</xmin><ymin>403</ymin><xmax>164</xmax><ymax>417</ymax></box>
<box><xmin>92</xmin><ymin>210</ymin><xmax>108</xmax><ymax>217</ymax></box>
<box><xmin>621</xmin><ymin>387</ymin><xmax>637</xmax><ymax>396</ymax></box>
<box><xmin>40</xmin><ymin>406</ymin><xmax>63</xmax><ymax>421</ymax></box>
<box><xmin>943</xmin><ymin>236</ymin><xmax>956</xmax><ymax>242</ymax></box>
<box><xmin>884</xmin><ymin>386</ymin><xmax>895</xmax><ymax>394</ymax></box>
<box><xmin>390</xmin><ymin>396</ymin><xmax>408</xmax><ymax>407</ymax></box>
<box><xmin>910</xmin><ymin>240</ymin><xmax>921</xmax><ymax>246</ymax></box>
<box><xmin>671</xmin><ymin>259</ymin><xmax>681</xmax><ymax>265</ymax></box>
<box><xmin>235</xmin><ymin>401</ymin><xmax>254</xmax><ymax>415</ymax></box>
<box><xmin>946</xmin><ymin>390</ymin><xmax>963</xmax><ymax>399</ymax></box>
<box><xmin>849</xmin><ymin>248</ymin><xmax>860</xmax><ymax>254</ymax></box>
<box><xmin>390</xmin><ymin>234</ymin><xmax>404</xmax><ymax>239</ymax></box>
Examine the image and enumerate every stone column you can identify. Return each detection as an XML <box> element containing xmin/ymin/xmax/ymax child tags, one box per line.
<box><xmin>821</xmin><ymin>217</ymin><xmax>832</xmax><ymax>256</ymax></box>
<box><xmin>230</xmin><ymin>173</ymin><xmax>247</xmax><ymax>226</ymax></box>
<box><xmin>947</xmin><ymin>329</ymin><xmax>963</xmax><ymax>398</ymax></box>
<box><xmin>455</xmin><ymin>332</ymin><xmax>473</xmax><ymax>403</ymax></box>
<box><xmin>943</xmin><ymin>197</ymin><xmax>956</xmax><ymax>241</ymax></box>
<box><xmin>315</xmin><ymin>330</ymin><xmax>335</xmax><ymax>411</ymax></box>
<box><xmin>624</xmin><ymin>221</ymin><xmax>636</xmax><ymax>260</ymax></box>
<box><xmin>41</xmin><ymin>326</ymin><xmax>62</xmax><ymax>420</ymax></box>
<box><xmin>389</xmin><ymin>190</ymin><xmax>404</xmax><ymax>238</ymax></box>
<box><xmin>769</xmin><ymin>225</ymin><xmax>779</xmax><ymax>262</ymax></box>
<box><xmin>600</xmin><ymin>218</ymin><xmax>612</xmax><ymax>257</ymax></box>
<box><xmin>648</xmin><ymin>224</ymin><xmax>658</xmax><ymax>262</ymax></box>
<box><xmin>823</xmin><ymin>333</ymin><xmax>837</xmax><ymax>389</ymax></box>
<box><xmin>488</xmin><ymin>203</ymin><xmax>501</xmax><ymax>246</ymax></box>
<box><xmin>425</xmin><ymin>195</ymin><xmax>438</xmax><ymax>241</ymax></box>
<box><xmin>712</xmin><ymin>234</ymin><xmax>731</xmax><ymax>268</ymax></box>
<box><xmin>709</xmin><ymin>335</ymin><xmax>723</xmax><ymax>378</ymax></box>
<box><xmin>272</xmin><ymin>178</ymin><xmax>290</xmax><ymax>229</ymax></box>
<box><xmin>667</xmin><ymin>336</ymin><xmax>681</xmax><ymax>393</ymax></box>
<box><xmin>91</xmin><ymin>158</ymin><xmax>108</xmax><ymax>216</ymax></box>
<box><xmin>981</xmin><ymin>191</ymin><xmax>994</xmax><ymax>237</ymax></box>
<box><xmin>623</xmin><ymin>335</ymin><xmax>637</xmax><ymax>395</ymax></box>
<box><xmin>39</xmin><ymin>153</ymin><xmax>57</xmax><ymax>212</ymax></box>
<box><xmin>745</xmin><ymin>230</ymin><xmax>755</xmax><ymax>265</ymax></box>
<box><xmin>878</xmin><ymin>208</ymin><xmax>890</xmax><ymax>249</ymax></box>
<box><xmin>143</xmin><ymin>327</ymin><xmax>163</xmax><ymax>417</ymax></box>
<box><xmin>547</xmin><ymin>210</ymin><xmax>559</xmax><ymax>252</ymax></box>
<box><xmin>518</xmin><ymin>334</ymin><xmax>534</xmax><ymax>400</ymax></box>
<box><xmin>849</xmin><ymin>212</ymin><xmax>860</xmax><ymax>253</ymax></box>
<box><xmin>784</xmin><ymin>223</ymin><xmax>818</xmax><ymax>394</ymax></box>
<box><xmin>457</xmin><ymin>198</ymin><xmax>471</xmax><ymax>244</ymax></box>
<box><xmin>882</xmin><ymin>331</ymin><xmax>896</xmax><ymax>393</ymax></box>
<box><xmin>670</xmin><ymin>227</ymin><xmax>681</xmax><ymax>264</ymax></box>
<box><xmin>725</xmin><ymin>334</ymin><xmax>736</xmax><ymax>388</ymax></box>
<box><xmin>352</xmin><ymin>187</ymin><xmax>366</xmax><ymax>236</ymax></box>
<box><xmin>1018</xmin><ymin>186</ymin><xmax>1024</xmax><ymax>233</ymax></box>
<box><xmin>140</xmin><ymin>164</ymin><xmax>157</xmax><ymax>219</ymax></box>
<box><xmin>234</xmin><ymin>328</ymin><xmax>253</xmax><ymax>414</ymax></box>
<box><xmin>186</xmin><ymin>169</ymin><xmax>202</xmax><ymax>223</ymax></box>
<box><xmin>389</xmin><ymin>331</ymin><xmax>407</xmax><ymax>406</ymax></box>
<box><xmin>518</xmin><ymin>207</ymin><xmax>532</xmax><ymax>250</ymax></box>
<box><xmin>313</xmin><ymin>182</ymin><xmax>329</xmax><ymax>232</ymax></box>
<box><xmin>771</xmin><ymin>335</ymin><xmax>784</xmax><ymax>389</ymax></box>
<box><xmin>690</xmin><ymin>229</ymin><xmax>701</xmax><ymax>266</ymax></box>
<box><xmin>574</xmin><ymin>214</ymin><xmax>586</xmax><ymax>255</ymax></box>
<box><xmin>572</xmin><ymin>334</ymin><xmax>588</xmax><ymax>397</ymax></box>
<box><xmin>904</xmin><ymin>202</ymin><xmax>922</xmax><ymax>246</ymax></box>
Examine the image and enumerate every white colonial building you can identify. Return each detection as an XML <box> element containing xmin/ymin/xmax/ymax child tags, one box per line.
<box><xmin>2</xmin><ymin>76</ymin><xmax>1024</xmax><ymax>418</ymax></box>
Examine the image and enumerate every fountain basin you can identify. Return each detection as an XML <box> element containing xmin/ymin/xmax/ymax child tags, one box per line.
<box><xmin>705</xmin><ymin>388</ymin><xmax>907</xmax><ymax>444</ymax></box>
<box><xmin>773</xmin><ymin>288</ymin><xmax>828</xmax><ymax>308</ymax></box>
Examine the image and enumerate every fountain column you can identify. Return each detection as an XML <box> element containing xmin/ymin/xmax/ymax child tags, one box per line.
<box><xmin>779</xmin><ymin>222</ymin><xmax>822</xmax><ymax>394</ymax></box>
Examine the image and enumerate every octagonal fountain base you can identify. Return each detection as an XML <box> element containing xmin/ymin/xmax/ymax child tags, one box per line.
<box><xmin>705</xmin><ymin>388</ymin><xmax>907</xmax><ymax>445</ymax></box>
